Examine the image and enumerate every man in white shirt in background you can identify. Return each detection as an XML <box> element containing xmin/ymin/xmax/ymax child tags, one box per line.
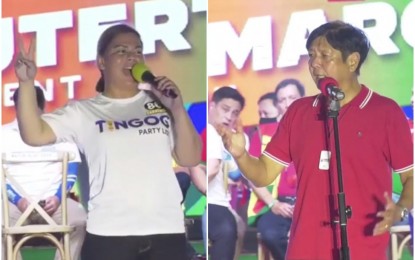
<box><xmin>2</xmin><ymin>86</ymin><xmax>87</xmax><ymax>260</ymax></box>
<box><xmin>207</xmin><ymin>86</ymin><xmax>248</xmax><ymax>260</ymax></box>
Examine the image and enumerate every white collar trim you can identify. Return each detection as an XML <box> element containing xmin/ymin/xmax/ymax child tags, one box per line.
<box><xmin>312</xmin><ymin>88</ymin><xmax>373</xmax><ymax>109</ymax></box>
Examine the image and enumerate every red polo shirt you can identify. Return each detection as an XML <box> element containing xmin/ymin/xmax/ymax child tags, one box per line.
<box><xmin>249</xmin><ymin>122</ymin><xmax>298</xmax><ymax>196</ymax></box>
<box><xmin>264</xmin><ymin>86</ymin><xmax>413</xmax><ymax>260</ymax></box>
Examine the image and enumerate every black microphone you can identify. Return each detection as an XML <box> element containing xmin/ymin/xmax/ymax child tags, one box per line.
<box><xmin>318</xmin><ymin>77</ymin><xmax>345</xmax><ymax>101</ymax></box>
<box><xmin>131</xmin><ymin>63</ymin><xmax>177</xmax><ymax>98</ymax></box>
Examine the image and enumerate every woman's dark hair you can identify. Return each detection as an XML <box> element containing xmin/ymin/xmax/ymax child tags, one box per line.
<box><xmin>95</xmin><ymin>24</ymin><xmax>141</xmax><ymax>92</ymax></box>
<box><xmin>306</xmin><ymin>21</ymin><xmax>370</xmax><ymax>75</ymax></box>
<box><xmin>13</xmin><ymin>86</ymin><xmax>45</xmax><ymax>110</ymax></box>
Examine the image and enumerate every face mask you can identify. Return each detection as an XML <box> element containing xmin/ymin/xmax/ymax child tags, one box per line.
<box><xmin>259</xmin><ymin>117</ymin><xmax>277</xmax><ymax>124</ymax></box>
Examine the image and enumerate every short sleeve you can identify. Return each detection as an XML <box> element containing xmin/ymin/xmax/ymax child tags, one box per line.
<box><xmin>55</xmin><ymin>142</ymin><xmax>82</xmax><ymax>163</ymax></box>
<box><xmin>386</xmin><ymin>102</ymin><xmax>413</xmax><ymax>173</ymax></box>
<box><xmin>263</xmin><ymin>113</ymin><xmax>292</xmax><ymax>167</ymax></box>
<box><xmin>207</xmin><ymin>124</ymin><xmax>223</xmax><ymax>160</ymax></box>
<box><xmin>244</xmin><ymin>133</ymin><xmax>250</xmax><ymax>150</ymax></box>
<box><xmin>41</xmin><ymin>101</ymin><xmax>81</xmax><ymax>144</ymax></box>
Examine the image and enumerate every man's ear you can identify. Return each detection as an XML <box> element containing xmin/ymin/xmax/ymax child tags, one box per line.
<box><xmin>209</xmin><ymin>102</ymin><xmax>216</xmax><ymax>111</ymax></box>
<box><xmin>347</xmin><ymin>52</ymin><xmax>360</xmax><ymax>72</ymax></box>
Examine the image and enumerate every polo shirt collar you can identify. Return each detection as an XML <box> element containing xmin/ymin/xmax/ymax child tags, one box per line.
<box><xmin>312</xmin><ymin>85</ymin><xmax>373</xmax><ymax>109</ymax></box>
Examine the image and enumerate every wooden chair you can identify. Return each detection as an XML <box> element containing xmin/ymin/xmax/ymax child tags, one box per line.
<box><xmin>1</xmin><ymin>151</ymin><xmax>74</xmax><ymax>260</ymax></box>
<box><xmin>390</xmin><ymin>225</ymin><xmax>411</xmax><ymax>260</ymax></box>
<box><xmin>257</xmin><ymin>233</ymin><xmax>275</xmax><ymax>260</ymax></box>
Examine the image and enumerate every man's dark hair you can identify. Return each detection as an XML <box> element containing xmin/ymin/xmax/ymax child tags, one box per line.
<box><xmin>274</xmin><ymin>79</ymin><xmax>305</xmax><ymax>99</ymax></box>
<box><xmin>258</xmin><ymin>92</ymin><xmax>276</xmax><ymax>104</ymax></box>
<box><xmin>306</xmin><ymin>20</ymin><xmax>370</xmax><ymax>75</ymax></box>
<box><xmin>212</xmin><ymin>86</ymin><xmax>245</xmax><ymax>109</ymax></box>
<box><xmin>13</xmin><ymin>86</ymin><xmax>46</xmax><ymax>111</ymax></box>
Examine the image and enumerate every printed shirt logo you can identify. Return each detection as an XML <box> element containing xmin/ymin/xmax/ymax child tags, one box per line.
<box><xmin>144</xmin><ymin>101</ymin><xmax>167</xmax><ymax>115</ymax></box>
<box><xmin>95</xmin><ymin>115</ymin><xmax>170</xmax><ymax>135</ymax></box>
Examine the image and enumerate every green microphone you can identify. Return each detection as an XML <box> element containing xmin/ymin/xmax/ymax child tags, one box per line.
<box><xmin>131</xmin><ymin>63</ymin><xmax>177</xmax><ymax>98</ymax></box>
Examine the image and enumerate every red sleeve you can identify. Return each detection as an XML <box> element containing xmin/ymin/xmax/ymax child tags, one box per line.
<box><xmin>248</xmin><ymin>128</ymin><xmax>262</xmax><ymax>158</ymax></box>
<box><xmin>200</xmin><ymin>128</ymin><xmax>207</xmax><ymax>163</ymax></box>
<box><xmin>387</xmin><ymin>103</ymin><xmax>413</xmax><ymax>173</ymax></box>
<box><xmin>263</xmin><ymin>114</ymin><xmax>292</xmax><ymax>167</ymax></box>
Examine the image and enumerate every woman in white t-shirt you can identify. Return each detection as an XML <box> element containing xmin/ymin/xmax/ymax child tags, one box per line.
<box><xmin>14</xmin><ymin>23</ymin><xmax>201</xmax><ymax>260</ymax></box>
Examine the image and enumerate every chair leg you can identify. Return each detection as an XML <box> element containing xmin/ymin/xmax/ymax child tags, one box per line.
<box><xmin>261</xmin><ymin>241</ymin><xmax>273</xmax><ymax>260</ymax></box>
<box><xmin>12</xmin><ymin>238</ymin><xmax>21</xmax><ymax>260</ymax></box>
<box><xmin>258</xmin><ymin>239</ymin><xmax>264</xmax><ymax>260</ymax></box>
<box><xmin>6</xmin><ymin>235</ymin><xmax>13</xmax><ymax>260</ymax></box>
<box><xmin>391</xmin><ymin>233</ymin><xmax>398</xmax><ymax>260</ymax></box>
<box><xmin>263</xmin><ymin>244</ymin><xmax>274</xmax><ymax>260</ymax></box>
<box><xmin>64</xmin><ymin>233</ymin><xmax>71</xmax><ymax>260</ymax></box>
<box><xmin>397</xmin><ymin>234</ymin><xmax>411</xmax><ymax>260</ymax></box>
<box><xmin>257</xmin><ymin>233</ymin><xmax>276</xmax><ymax>260</ymax></box>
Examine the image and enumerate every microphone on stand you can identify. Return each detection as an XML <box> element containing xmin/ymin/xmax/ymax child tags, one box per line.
<box><xmin>318</xmin><ymin>77</ymin><xmax>345</xmax><ymax>101</ymax></box>
<box><xmin>131</xmin><ymin>63</ymin><xmax>178</xmax><ymax>98</ymax></box>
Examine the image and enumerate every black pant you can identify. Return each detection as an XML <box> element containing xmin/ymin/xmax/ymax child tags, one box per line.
<box><xmin>207</xmin><ymin>204</ymin><xmax>237</xmax><ymax>260</ymax></box>
<box><xmin>81</xmin><ymin>232</ymin><xmax>187</xmax><ymax>260</ymax></box>
<box><xmin>257</xmin><ymin>196</ymin><xmax>296</xmax><ymax>260</ymax></box>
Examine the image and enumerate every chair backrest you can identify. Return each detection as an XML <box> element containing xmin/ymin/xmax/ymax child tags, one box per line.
<box><xmin>390</xmin><ymin>225</ymin><xmax>411</xmax><ymax>260</ymax></box>
<box><xmin>1</xmin><ymin>151</ymin><xmax>70</xmax><ymax>230</ymax></box>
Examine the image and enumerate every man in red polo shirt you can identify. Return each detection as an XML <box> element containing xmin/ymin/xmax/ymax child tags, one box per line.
<box><xmin>248</xmin><ymin>79</ymin><xmax>305</xmax><ymax>260</ymax></box>
<box><xmin>217</xmin><ymin>21</ymin><xmax>413</xmax><ymax>260</ymax></box>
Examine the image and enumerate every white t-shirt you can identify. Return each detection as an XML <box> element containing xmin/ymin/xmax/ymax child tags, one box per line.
<box><xmin>3</xmin><ymin>120</ymin><xmax>81</xmax><ymax>200</ymax></box>
<box><xmin>207</xmin><ymin>124</ymin><xmax>228</xmax><ymax>207</ymax></box>
<box><xmin>42</xmin><ymin>91</ymin><xmax>184</xmax><ymax>236</ymax></box>
<box><xmin>207</xmin><ymin>124</ymin><xmax>249</xmax><ymax>207</ymax></box>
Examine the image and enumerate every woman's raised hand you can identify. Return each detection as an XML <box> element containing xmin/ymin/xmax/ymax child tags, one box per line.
<box><xmin>14</xmin><ymin>36</ymin><xmax>37</xmax><ymax>83</ymax></box>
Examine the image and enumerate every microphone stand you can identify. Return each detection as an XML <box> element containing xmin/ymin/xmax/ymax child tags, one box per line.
<box><xmin>327</xmin><ymin>97</ymin><xmax>352</xmax><ymax>260</ymax></box>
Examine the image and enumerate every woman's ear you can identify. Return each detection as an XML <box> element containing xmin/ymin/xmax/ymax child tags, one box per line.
<box><xmin>97</xmin><ymin>56</ymin><xmax>105</xmax><ymax>70</ymax></box>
